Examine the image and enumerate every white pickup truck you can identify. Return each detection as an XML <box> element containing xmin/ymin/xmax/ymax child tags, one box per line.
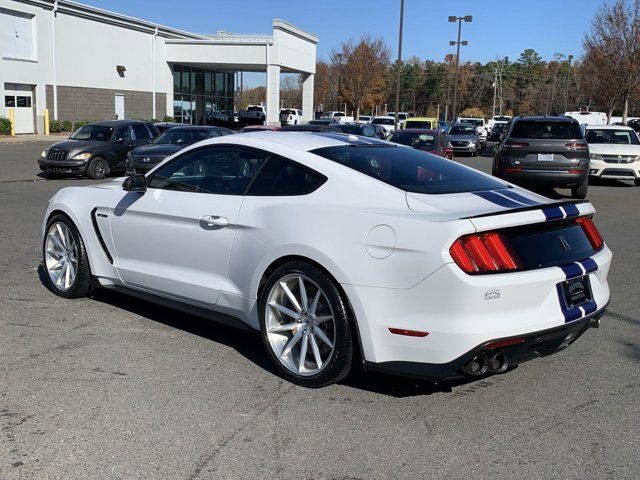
<box><xmin>279</xmin><ymin>108</ymin><xmax>302</xmax><ymax>126</ymax></box>
<box><xmin>239</xmin><ymin>105</ymin><xmax>266</xmax><ymax>125</ymax></box>
<box><xmin>321</xmin><ymin>111</ymin><xmax>354</xmax><ymax>123</ymax></box>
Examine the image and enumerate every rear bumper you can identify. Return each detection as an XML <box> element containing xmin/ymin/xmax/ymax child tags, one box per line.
<box><xmin>343</xmin><ymin>246</ymin><xmax>611</xmax><ymax>370</ymax></box>
<box><xmin>38</xmin><ymin>158</ymin><xmax>88</xmax><ymax>173</ymax></box>
<box><xmin>501</xmin><ymin>168</ymin><xmax>587</xmax><ymax>187</ymax></box>
<box><xmin>364</xmin><ymin>304</ymin><xmax>607</xmax><ymax>380</ymax></box>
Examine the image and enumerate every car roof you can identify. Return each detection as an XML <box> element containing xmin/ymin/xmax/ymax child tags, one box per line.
<box><xmin>89</xmin><ymin>119</ymin><xmax>148</xmax><ymax>126</ymax></box>
<box><xmin>394</xmin><ymin>128</ymin><xmax>440</xmax><ymax>134</ymax></box>
<box><xmin>406</xmin><ymin>117</ymin><xmax>437</xmax><ymax>121</ymax></box>
<box><xmin>515</xmin><ymin>115</ymin><xmax>577</xmax><ymax>122</ymax></box>
<box><xmin>233</xmin><ymin>131</ymin><xmax>388</xmax><ymax>151</ymax></box>
<box><xmin>584</xmin><ymin>124</ymin><xmax>633</xmax><ymax>130</ymax></box>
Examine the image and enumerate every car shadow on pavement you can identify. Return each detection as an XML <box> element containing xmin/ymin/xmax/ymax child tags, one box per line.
<box><xmin>37</xmin><ymin>264</ymin><xmax>504</xmax><ymax>397</ymax></box>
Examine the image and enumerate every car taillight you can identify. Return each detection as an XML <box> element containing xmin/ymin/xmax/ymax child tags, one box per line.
<box><xmin>565</xmin><ymin>142</ymin><xmax>588</xmax><ymax>151</ymax></box>
<box><xmin>576</xmin><ymin>217</ymin><xmax>604</xmax><ymax>250</ymax></box>
<box><xmin>450</xmin><ymin>232</ymin><xmax>521</xmax><ymax>273</ymax></box>
<box><xmin>505</xmin><ymin>141</ymin><xmax>529</xmax><ymax>149</ymax></box>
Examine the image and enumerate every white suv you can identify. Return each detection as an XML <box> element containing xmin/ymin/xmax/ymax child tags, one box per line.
<box><xmin>279</xmin><ymin>108</ymin><xmax>302</xmax><ymax>126</ymax></box>
<box><xmin>585</xmin><ymin>125</ymin><xmax>640</xmax><ymax>186</ymax></box>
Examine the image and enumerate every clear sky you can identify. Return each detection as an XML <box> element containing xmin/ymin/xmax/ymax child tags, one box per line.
<box><xmin>81</xmin><ymin>0</ymin><xmax>605</xmax><ymax>85</ymax></box>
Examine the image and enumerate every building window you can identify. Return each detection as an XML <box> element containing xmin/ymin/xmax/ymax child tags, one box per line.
<box><xmin>4</xmin><ymin>96</ymin><xmax>15</xmax><ymax>107</ymax></box>
<box><xmin>0</xmin><ymin>9</ymin><xmax>35</xmax><ymax>60</ymax></box>
<box><xmin>16</xmin><ymin>96</ymin><xmax>31</xmax><ymax>107</ymax></box>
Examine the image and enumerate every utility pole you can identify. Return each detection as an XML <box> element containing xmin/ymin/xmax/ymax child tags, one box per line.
<box><xmin>337</xmin><ymin>52</ymin><xmax>343</xmax><ymax>113</ymax></box>
<box><xmin>563</xmin><ymin>54</ymin><xmax>573</xmax><ymax>113</ymax></box>
<box><xmin>436</xmin><ymin>104</ymin><xmax>441</xmax><ymax>121</ymax></box>
<box><xmin>492</xmin><ymin>67</ymin><xmax>497</xmax><ymax>118</ymax></box>
<box><xmin>449</xmin><ymin>15</ymin><xmax>472</xmax><ymax>122</ymax></box>
<box><xmin>394</xmin><ymin>0</ymin><xmax>405</xmax><ymax>131</ymax></box>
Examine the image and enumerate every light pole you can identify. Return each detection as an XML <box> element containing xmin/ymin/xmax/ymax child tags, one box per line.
<box><xmin>448</xmin><ymin>15</ymin><xmax>472</xmax><ymax>122</ymax></box>
<box><xmin>436</xmin><ymin>104</ymin><xmax>441</xmax><ymax>121</ymax></box>
<box><xmin>394</xmin><ymin>0</ymin><xmax>405</xmax><ymax>131</ymax></box>
<box><xmin>337</xmin><ymin>52</ymin><xmax>343</xmax><ymax>113</ymax></box>
<box><xmin>563</xmin><ymin>54</ymin><xmax>573</xmax><ymax>114</ymax></box>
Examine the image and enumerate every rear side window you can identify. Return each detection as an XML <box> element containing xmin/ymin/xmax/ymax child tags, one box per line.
<box><xmin>511</xmin><ymin>121</ymin><xmax>582</xmax><ymax>140</ymax></box>
<box><xmin>247</xmin><ymin>157</ymin><xmax>326</xmax><ymax>196</ymax></box>
<box><xmin>312</xmin><ymin>145</ymin><xmax>506</xmax><ymax>194</ymax></box>
<box><xmin>132</xmin><ymin>123</ymin><xmax>152</xmax><ymax>140</ymax></box>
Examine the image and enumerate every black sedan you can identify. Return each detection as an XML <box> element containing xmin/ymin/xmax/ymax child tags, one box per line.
<box><xmin>331</xmin><ymin>123</ymin><xmax>378</xmax><ymax>138</ymax></box>
<box><xmin>127</xmin><ymin>126</ymin><xmax>234</xmax><ymax>173</ymax></box>
<box><xmin>38</xmin><ymin>120</ymin><xmax>158</xmax><ymax>179</ymax></box>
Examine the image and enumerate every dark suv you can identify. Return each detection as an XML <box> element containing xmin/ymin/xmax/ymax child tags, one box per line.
<box><xmin>492</xmin><ymin>116</ymin><xmax>589</xmax><ymax>198</ymax></box>
<box><xmin>38</xmin><ymin>120</ymin><xmax>158</xmax><ymax>179</ymax></box>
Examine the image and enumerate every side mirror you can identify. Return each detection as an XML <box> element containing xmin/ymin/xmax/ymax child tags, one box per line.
<box><xmin>122</xmin><ymin>174</ymin><xmax>147</xmax><ymax>193</ymax></box>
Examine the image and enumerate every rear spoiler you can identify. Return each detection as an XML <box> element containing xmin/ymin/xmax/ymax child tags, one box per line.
<box><xmin>463</xmin><ymin>200</ymin><xmax>590</xmax><ymax>219</ymax></box>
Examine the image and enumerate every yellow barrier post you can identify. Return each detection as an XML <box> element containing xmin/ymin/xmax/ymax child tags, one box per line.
<box><xmin>8</xmin><ymin>108</ymin><xmax>15</xmax><ymax>136</ymax></box>
<box><xmin>44</xmin><ymin>108</ymin><xmax>50</xmax><ymax>136</ymax></box>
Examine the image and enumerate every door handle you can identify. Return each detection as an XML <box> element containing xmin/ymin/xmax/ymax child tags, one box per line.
<box><xmin>200</xmin><ymin>215</ymin><xmax>228</xmax><ymax>228</ymax></box>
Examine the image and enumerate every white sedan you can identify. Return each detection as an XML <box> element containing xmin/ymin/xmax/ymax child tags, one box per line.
<box><xmin>42</xmin><ymin>132</ymin><xmax>612</xmax><ymax>387</ymax></box>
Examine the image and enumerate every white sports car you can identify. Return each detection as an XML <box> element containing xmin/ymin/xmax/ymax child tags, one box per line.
<box><xmin>42</xmin><ymin>132</ymin><xmax>612</xmax><ymax>387</ymax></box>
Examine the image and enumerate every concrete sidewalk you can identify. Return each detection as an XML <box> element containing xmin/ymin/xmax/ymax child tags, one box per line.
<box><xmin>0</xmin><ymin>133</ymin><xmax>67</xmax><ymax>145</ymax></box>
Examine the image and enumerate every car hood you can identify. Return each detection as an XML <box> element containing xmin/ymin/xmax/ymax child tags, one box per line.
<box><xmin>587</xmin><ymin>144</ymin><xmax>640</xmax><ymax>156</ymax></box>
<box><xmin>48</xmin><ymin>139</ymin><xmax>108</xmax><ymax>152</ymax></box>
<box><xmin>131</xmin><ymin>144</ymin><xmax>184</xmax><ymax>157</ymax></box>
<box><xmin>447</xmin><ymin>134</ymin><xmax>477</xmax><ymax>142</ymax></box>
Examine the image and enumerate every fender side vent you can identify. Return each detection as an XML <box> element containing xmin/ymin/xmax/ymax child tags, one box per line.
<box><xmin>91</xmin><ymin>208</ymin><xmax>113</xmax><ymax>264</ymax></box>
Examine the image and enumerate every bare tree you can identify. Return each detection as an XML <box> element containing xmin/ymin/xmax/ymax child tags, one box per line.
<box><xmin>314</xmin><ymin>61</ymin><xmax>333</xmax><ymax>113</ymax></box>
<box><xmin>332</xmin><ymin>36</ymin><xmax>390</xmax><ymax>119</ymax></box>
<box><xmin>584</xmin><ymin>0</ymin><xmax>640</xmax><ymax>122</ymax></box>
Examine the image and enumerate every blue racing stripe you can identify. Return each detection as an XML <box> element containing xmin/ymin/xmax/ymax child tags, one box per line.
<box><xmin>582</xmin><ymin>299</ymin><xmax>598</xmax><ymax>316</ymax></box>
<box><xmin>543</xmin><ymin>206</ymin><xmax>564</xmax><ymax>221</ymax></box>
<box><xmin>556</xmin><ymin>284</ymin><xmax>582</xmax><ymax>323</ymax></box>
<box><xmin>580</xmin><ymin>258</ymin><xmax>598</xmax><ymax>274</ymax></box>
<box><xmin>563</xmin><ymin>204</ymin><xmax>580</xmax><ymax>218</ymax></box>
<box><xmin>473</xmin><ymin>190</ymin><xmax>523</xmax><ymax>209</ymax></box>
<box><xmin>560</xmin><ymin>262</ymin><xmax>583</xmax><ymax>279</ymax></box>
<box><xmin>499</xmin><ymin>189</ymin><xmax>542</xmax><ymax>206</ymax></box>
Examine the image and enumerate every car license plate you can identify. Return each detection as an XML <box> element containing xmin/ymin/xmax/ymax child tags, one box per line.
<box><xmin>538</xmin><ymin>153</ymin><xmax>554</xmax><ymax>162</ymax></box>
<box><xmin>561</xmin><ymin>276</ymin><xmax>592</xmax><ymax>309</ymax></box>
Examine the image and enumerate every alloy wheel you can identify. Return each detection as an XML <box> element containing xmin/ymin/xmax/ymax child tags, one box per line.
<box><xmin>265</xmin><ymin>273</ymin><xmax>336</xmax><ymax>376</ymax></box>
<box><xmin>44</xmin><ymin>222</ymin><xmax>79</xmax><ymax>291</ymax></box>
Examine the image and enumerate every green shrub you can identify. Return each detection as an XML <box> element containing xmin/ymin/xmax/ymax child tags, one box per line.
<box><xmin>0</xmin><ymin>117</ymin><xmax>11</xmax><ymax>135</ymax></box>
<box><xmin>162</xmin><ymin>115</ymin><xmax>174</xmax><ymax>122</ymax></box>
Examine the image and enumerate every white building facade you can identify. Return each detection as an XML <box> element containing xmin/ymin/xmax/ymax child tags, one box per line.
<box><xmin>0</xmin><ymin>0</ymin><xmax>317</xmax><ymax>134</ymax></box>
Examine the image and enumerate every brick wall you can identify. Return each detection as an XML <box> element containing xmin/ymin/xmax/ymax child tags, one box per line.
<box><xmin>46</xmin><ymin>85</ymin><xmax>167</xmax><ymax>121</ymax></box>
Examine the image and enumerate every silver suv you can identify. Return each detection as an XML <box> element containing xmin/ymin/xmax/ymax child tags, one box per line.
<box><xmin>492</xmin><ymin>116</ymin><xmax>589</xmax><ymax>198</ymax></box>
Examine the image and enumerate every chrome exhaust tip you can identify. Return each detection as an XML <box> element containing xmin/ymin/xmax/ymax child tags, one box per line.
<box><xmin>462</xmin><ymin>353</ymin><xmax>488</xmax><ymax>376</ymax></box>
<box><xmin>487</xmin><ymin>352</ymin><xmax>508</xmax><ymax>373</ymax></box>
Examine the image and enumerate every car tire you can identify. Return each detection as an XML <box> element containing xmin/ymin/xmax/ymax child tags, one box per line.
<box><xmin>259</xmin><ymin>260</ymin><xmax>353</xmax><ymax>387</ymax></box>
<box><xmin>42</xmin><ymin>214</ymin><xmax>91</xmax><ymax>299</ymax></box>
<box><xmin>87</xmin><ymin>157</ymin><xmax>108</xmax><ymax>180</ymax></box>
<box><xmin>571</xmin><ymin>179</ymin><xmax>589</xmax><ymax>199</ymax></box>
<box><xmin>635</xmin><ymin>178</ymin><xmax>640</xmax><ymax>186</ymax></box>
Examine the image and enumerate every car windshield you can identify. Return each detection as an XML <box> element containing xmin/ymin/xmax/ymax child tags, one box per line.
<box><xmin>372</xmin><ymin>118</ymin><xmax>394</xmax><ymax>125</ymax></box>
<box><xmin>585</xmin><ymin>129</ymin><xmax>640</xmax><ymax>145</ymax></box>
<box><xmin>449</xmin><ymin>125</ymin><xmax>476</xmax><ymax>135</ymax></box>
<box><xmin>462</xmin><ymin>119</ymin><xmax>483</xmax><ymax>127</ymax></box>
<box><xmin>247</xmin><ymin>106</ymin><xmax>263</xmax><ymax>112</ymax></box>
<box><xmin>388</xmin><ymin>132</ymin><xmax>437</xmax><ymax>150</ymax></box>
<box><xmin>153</xmin><ymin>128</ymin><xmax>209</xmax><ymax>145</ymax></box>
<box><xmin>69</xmin><ymin>125</ymin><xmax>114</xmax><ymax>141</ymax></box>
<box><xmin>406</xmin><ymin>120</ymin><xmax>433</xmax><ymax>129</ymax></box>
<box><xmin>280</xmin><ymin>109</ymin><xmax>296</xmax><ymax>115</ymax></box>
<box><xmin>511</xmin><ymin>121</ymin><xmax>582</xmax><ymax>139</ymax></box>
<box><xmin>312</xmin><ymin>145</ymin><xmax>505</xmax><ymax>194</ymax></box>
<box><xmin>493</xmin><ymin>116</ymin><xmax>510</xmax><ymax>122</ymax></box>
<box><xmin>335</xmin><ymin>125</ymin><xmax>363</xmax><ymax>134</ymax></box>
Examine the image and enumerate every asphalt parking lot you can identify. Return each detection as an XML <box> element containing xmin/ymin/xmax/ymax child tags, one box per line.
<box><xmin>1</xmin><ymin>141</ymin><xmax>639</xmax><ymax>479</ymax></box>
